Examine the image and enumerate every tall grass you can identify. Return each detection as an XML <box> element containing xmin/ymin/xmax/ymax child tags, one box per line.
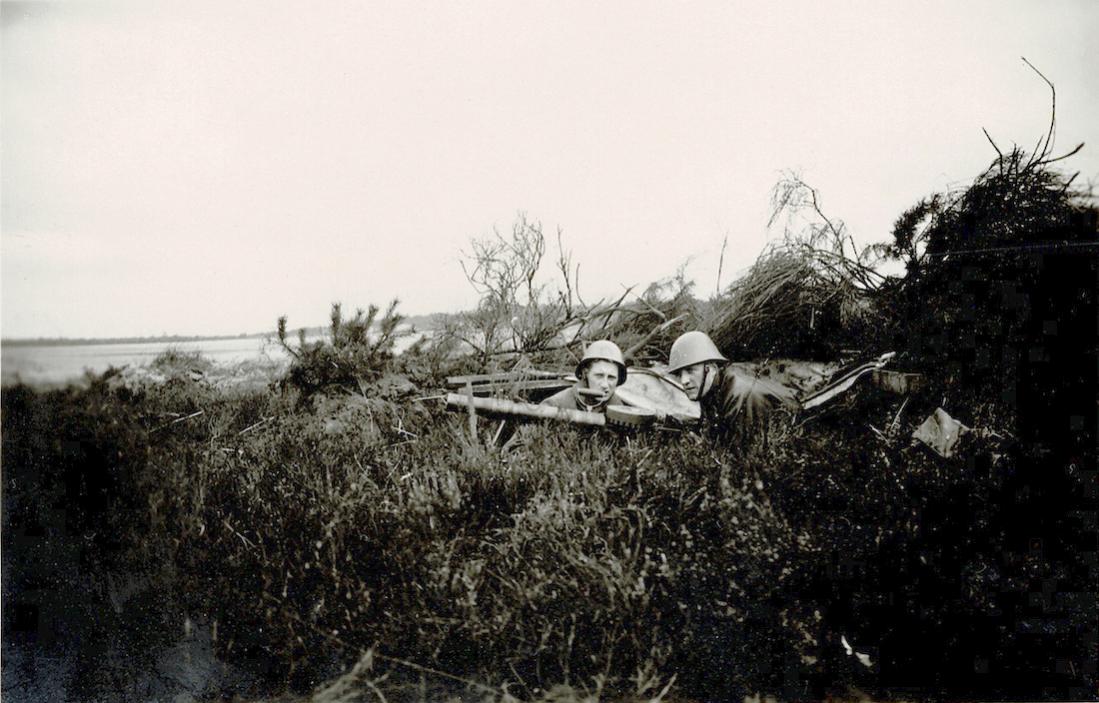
<box><xmin>143</xmin><ymin>396</ymin><xmax>825</xmax><ymax>699</ymax></box>
<box><xmin>12</xmin><ymin>365</ymin><xmax>1089</xmax><ymax>701</ymax></box>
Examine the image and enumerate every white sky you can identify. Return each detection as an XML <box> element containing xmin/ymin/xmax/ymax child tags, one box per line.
<box><xmin>3</xmin><ymin>0</ymin><xmax>1097</xmax><ymax>338</ymax></box>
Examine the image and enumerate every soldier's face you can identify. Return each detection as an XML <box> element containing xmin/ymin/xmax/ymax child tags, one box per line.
<box><xmin>676</xmin><ymin>362</ymin><xmax>714</xmax><ymax>401</ymax></box>
<box><xmin>583</xmin><ymin>360</ymin><xmax>620</xmax><ymax>400</ymax></box>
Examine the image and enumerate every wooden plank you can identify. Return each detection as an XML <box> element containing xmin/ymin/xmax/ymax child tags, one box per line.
<box><xmin>871</xmin><ymin>369</ymin><xmax>926</xmax><ymax>395</ymax></box>
<box><xmin>466</xmin><ymin>380</ymin><xmax>476</xmax><ymax>438</ymax></box>
<box><xmin>446</xmin><ymin>370</ymin><xmax>565</xmax><ymax>386</ymax></box>
<box><xmin>491</xmin><ymin>420</ymin><xmax>507</xmax><ymax>446</ymax></box>
<box><xmin>463</xmin><ymin>379</ymin><xmax>572</xmax><ymax>395</ymax></box>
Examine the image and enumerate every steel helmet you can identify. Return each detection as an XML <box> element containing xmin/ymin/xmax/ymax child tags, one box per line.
<box><xmin>667</xmin><ymin>331</ymin><xmax>728</xmax><ymax>374</ymax></box>
<box><xmin>577</xmin><ymin>340</ymin><xmax>627</xmax><ymax>385</ymax></box>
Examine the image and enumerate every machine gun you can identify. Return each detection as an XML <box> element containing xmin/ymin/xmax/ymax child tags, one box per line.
<box><xmin>443</xmin><ymin>368</ymin><xmax>700</xmax><ymax>439</ymax></box>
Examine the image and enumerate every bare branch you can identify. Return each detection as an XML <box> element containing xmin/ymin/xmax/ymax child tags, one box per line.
<box><xmin>574</xmin><ymin>263</ymin><xmax>587</xmax><ymax>308</ymax></box>
<box><xmin>1021</xmin><ymin>56</ymin><xmax>1056</xmax><ymax>164</ymax></box>
<box><xmin>629</xmin><ymin>288</ymin><xmax>668</xmax><ymax>321</ymax></box>
<box><xmin>555</xmin><ymin>227</ymin><xmax>575</xmax><ymax>316</ymax></box>
<box><xmin>1040</xmin><ymin>141</ymin><xmax>1084</xmax><ymax>166</ymax></box>
<box><xmin>622</xmin><ymin>313</ymin><xmax>689</xmax><ymax>361</ymax></box>
<box><xmin>595</xmin><ymin>287</ymin><xmax>635</xmax><ymax>334</ymax></box>
<box><xmin>982</xmin><ymin>127</ymin><xmax>1004</xmax><ymax>170</ymax></box>
<box><xmin>715</xmin><ymin>232</ymin><xmax>729</xmax><ymax>297</ymax></box>
<box><xmin>807</xmin><ymin>185</ymin><xmax>844</xmax><ymax>244</ymax></box>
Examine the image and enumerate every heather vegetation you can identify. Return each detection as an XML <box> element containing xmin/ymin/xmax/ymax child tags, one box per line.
<box><xmin>3</xmin><ymin>134</ymin><xmax>1096</xmax><ymax>702</ymax></box>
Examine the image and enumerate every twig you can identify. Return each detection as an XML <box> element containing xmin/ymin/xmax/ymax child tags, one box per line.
<box><xmin>261</xmin><ymin>605</ymin><xmax>506</xmax><ymax>699</ymax></box>
<box><xmin>716</xmin><ymin>232</ymin><xmax>729</xmax><ymax>296</ymax></box>
<box><xmin>982</xmin><ymin>127</ymin><xmax>1004</xmax><ymax>165</ymax></box>
<box><xmin>623</xmin><ymin>313</ymin><xmax>689</xmax><ymax>361</ymax></box>
<box><xmin>1021</xmin><ymin>56</ymin><xmax>1056</xmax><ymax>164</ymax></box>
<box><xmin>221</xmin><ymin>519</ymin><xmax>256</xmax><ymax>550</ymax></box>
<box><xmin>1060</xmin><ymin>170</ymin><xmax>1080</xmax><ymax>195</ymax></box>
<box><xmin>491</xmin><ymin>420</ymin><xmax>507</xmax><ymax>446</ymax></box>
<box><xmin>1041</xmin><ymin>142</ymin><xmax>1084</xmax><ymax>165</ymax></box>
<box><xmin>506</xmin><ymin>661</ymin><xmax>532</xmax><ymax>698</ymax></box>
<box><xmin>362</xmin><ymin>676</ymin><xmax>389</xmax><ymax>703</ymax></box>
<box><xmin>556</xmin><ymin>228</ymin><xmax>576</xmax><ymax>316</ymax></box>
<box><xmin>888</xmin><ymin>397</ymin><xmax>909</xmax><ymax>436</ymax></box>
<box><xmin>238</xmin><ymin>416</ymin><xmax>272</xmax><ymax>436</ymax></box>
<box><xmin>628</xmin><ymin>287</ymin><xmax>668</xmax><ymax>321</ymax></box>
<box><xmin>650</xmin><ymin>673</ymin><xmax>678</xmax><ymax>703</ymax></box>
<box><xmin>596</xmin><ymin>287</ymin><xmax>635</xmax><ymax>333</ymax></box>
<box><xmin>373</xmin><ymin>653</ymin><xmax>502</xmax><ymax>697</ymax></box>
<box><xmin>151</xmin><ymin>409</ymin><xmax>204</xmax><ymax>433</ymax></box>
<box><xmin>807</xmin><ymin>183</ymin><xmax>844</xmax><ymax>243</ymax></box>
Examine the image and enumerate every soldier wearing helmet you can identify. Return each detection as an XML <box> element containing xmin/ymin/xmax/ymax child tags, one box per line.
<box><xmin>499</xmin><ymin>340</ymin><xmax>629</xmax><ymax>453</ymax></box>
<box><xmin>667</xmin><ymin>331</ymin><xmax>797</xmax><ymax>438</ymax></box>
<box><xmin>541</xmin><ymin>339</ymin><xmax>628</xmax><ymax>412</ymax></box>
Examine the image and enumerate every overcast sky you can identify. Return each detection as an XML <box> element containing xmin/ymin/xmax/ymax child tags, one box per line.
<box><xmin>3</xmin><ymin>0</ymin><xmax>1097</xmax><ymax>338</ymax></box>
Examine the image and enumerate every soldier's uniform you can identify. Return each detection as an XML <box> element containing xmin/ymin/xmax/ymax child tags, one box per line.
<box><xmin>501</xmin><ymin>340</ymin><xmax>629</xmax><ymax>451</ymax></box>
<box><xmin>698</xmin><ymin>364</ymin><xmax>798</xmax><ymax>440</ymax></box>
<box><xmin>668</xmin><ymin>331</ymin><xmax>799</xmax><ymax>441</ymax></box>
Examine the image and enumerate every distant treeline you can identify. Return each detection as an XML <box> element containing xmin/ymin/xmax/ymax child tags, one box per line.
<box><xmin>1</xmin><ymin>314</ymin><xmax>443</xmax><ymax>347</ymax></box>
<box><xmin>1</xmin><ymin>332</ymin><xmax>270</xmax><ymax>347</ymax></box>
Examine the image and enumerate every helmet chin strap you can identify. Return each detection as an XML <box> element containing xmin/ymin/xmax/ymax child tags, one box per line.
<box><xmin>698</xmin><ymin>364</ymin><xmax>714</xmax><ymax>401</ymax></box>
<box><xmin>581</xmin><ymin>396</ymin><xmax>601</xmax><ymax>410</ymax></box>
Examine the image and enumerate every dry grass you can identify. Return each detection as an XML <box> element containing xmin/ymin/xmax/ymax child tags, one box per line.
<box><xmin>708</xmin><ymin>243</ymin><xmax>881</xmax><ymax>359</ymax></box>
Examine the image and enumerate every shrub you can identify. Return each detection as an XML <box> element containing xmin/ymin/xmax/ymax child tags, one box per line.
<box><xmin>709</xmin><ymin>175</ymin><xmax>888</xmax><ymax>360</ymax></box>
<box><xmin>278</xmin><ymin>300</ymin><xmax>411</xmax><ymax>398</ymax></box>
<box><xmin>150</xmin><ymin>347</ymin><xmax>216</xmax><ymax>377</ymax></box>
<box><xmin>880</xmin><ymin>147</ymin><xmax>1097</xmax><ymax>419</ymax></box>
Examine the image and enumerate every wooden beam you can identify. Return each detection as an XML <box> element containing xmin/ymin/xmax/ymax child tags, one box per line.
<box><xmin>465</xmin><ymin>380</ymin><xmax>476</xmax><ymax>438</ymax></box>
<box><xmin>446</xmin><ymin>370</ymin><xmax>565</xmax><ymax>386</ymax></box>
<box><xmin>461</xmin><ymin>379</ymin><xmax>572</xmax><ymax>395</ymax></box>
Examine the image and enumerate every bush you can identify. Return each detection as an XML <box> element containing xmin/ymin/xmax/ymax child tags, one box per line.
<box><xmin>150</xmin><ymin>347</ymin><xmax>216</xmax><ymax>377</ymax></box>
<box><xmin>1</xmin><ymin>380</ymin><xmax>184</xmax><ymax>698</ymax></box>
<box><xmin>881</xmin><ymin>147</ymin><xmax>1097</xmax><ymax>419</ymax></box>
<box><xmin>708</xmin><ymin>175</ymin><xmax>888</xmax><ymax>360</ymax></box>
<box><xmin>278</xmin><ymin>300</ymin><xmax>411</xmax><ymax>398</ymax></box>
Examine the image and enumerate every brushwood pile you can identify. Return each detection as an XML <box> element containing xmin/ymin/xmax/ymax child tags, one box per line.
<box><xmin>3</xmin><ymin>151</ymin><xmax>1096</xmax><ymax>702</ymax></box>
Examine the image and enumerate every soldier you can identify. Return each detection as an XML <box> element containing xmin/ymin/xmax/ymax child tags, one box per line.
<box><xmin>666</xmin><ymin>331</ymin><xmax>798</xmax><ymax>439</ymax></box>
<box><xmin>540</xmin><ymin>340</ymin><xmax>628</xmax><ymax>412</ymax></box>
<box><xmin>500</xmin><ymin>340</ymin><xmax>628</xmax><ymax>452</ymax></box>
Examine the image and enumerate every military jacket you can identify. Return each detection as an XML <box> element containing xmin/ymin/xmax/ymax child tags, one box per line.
<box><xmin>700</xmin><ymin>365</ymin><xmax>799</xmax><ymax>438</ymax></box>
